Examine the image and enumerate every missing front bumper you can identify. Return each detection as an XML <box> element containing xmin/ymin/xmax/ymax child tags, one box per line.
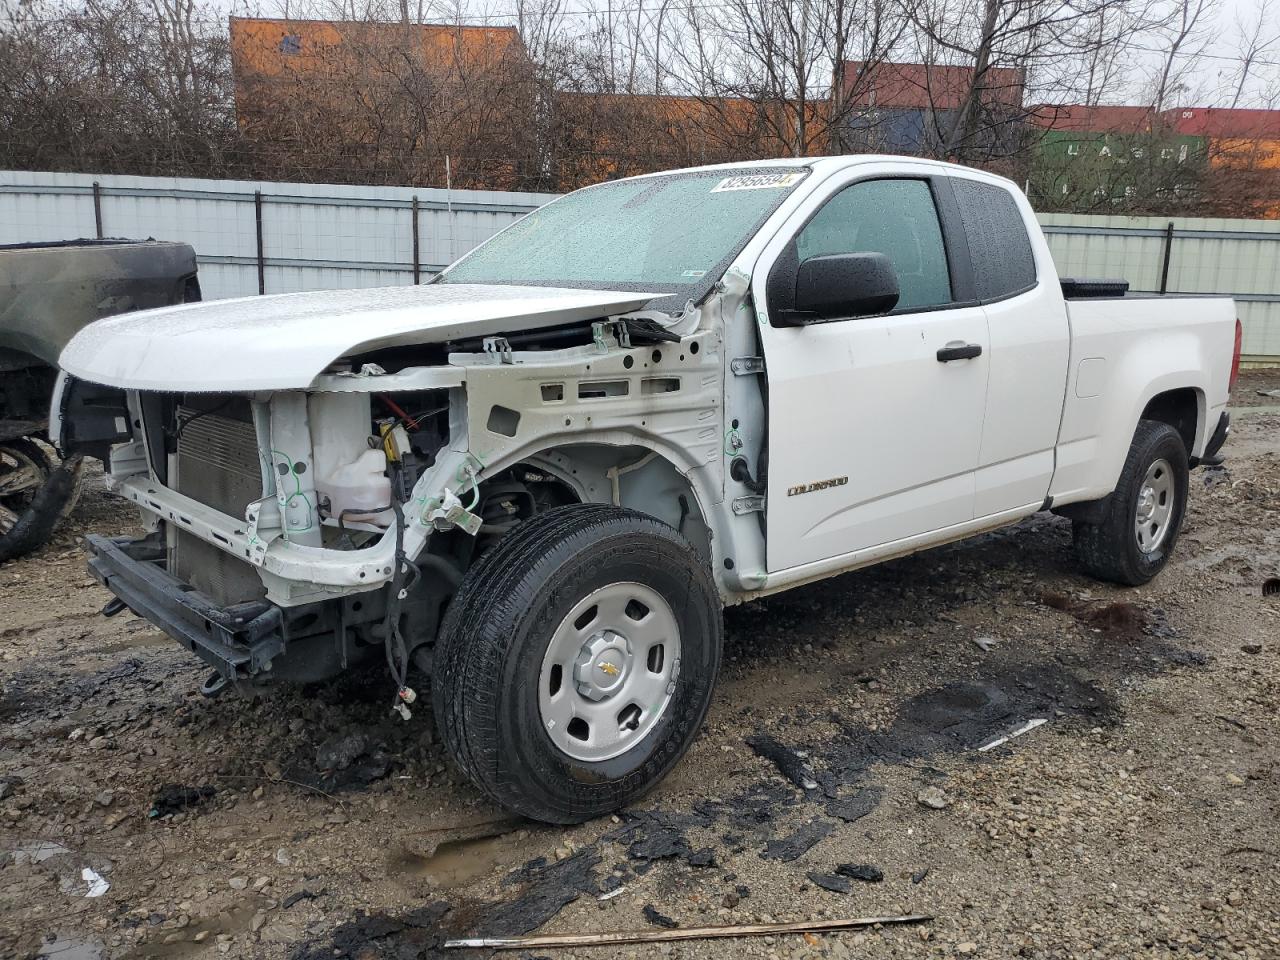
<box><xmin>85</xmin><ymin>534</ymin><xmax>284</xmax><ymax>681</ymax></box>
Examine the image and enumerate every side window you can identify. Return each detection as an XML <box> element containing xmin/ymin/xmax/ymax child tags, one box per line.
<box><xmin>950</xmin><ymin>178</ymin><xmax>1037</xmax><ymax>300</ymax></box>
<box><xmin>794</xmin><ymin>179</ymin><xmax>952</xmax><ymax>311</ymax></box>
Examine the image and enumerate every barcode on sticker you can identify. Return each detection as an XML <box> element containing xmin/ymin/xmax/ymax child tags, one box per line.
<box><xmin>712</xmin><ymin>172</ymin><xmax>805</xmax><ymax>193</ymax></box>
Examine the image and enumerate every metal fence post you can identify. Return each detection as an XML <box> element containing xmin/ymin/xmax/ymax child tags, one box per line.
<box><xmin>411</xmin><ymin>195</ymin><xmax>421</xmax><ymax>284</ymax></box>
<box><xmin>254</xmin><ymin>190</ymin><xmax>266</xmax><ymax>295</ymax></box>
<box><xmin>1159</xmin><ymin>221</ymin><xmax>1175</xmax><ymax>294</ymax></box>
<box><xmin>92</xmin><ymin>181</ymin><xmax>104</xmax><ymax>239</ymax></box>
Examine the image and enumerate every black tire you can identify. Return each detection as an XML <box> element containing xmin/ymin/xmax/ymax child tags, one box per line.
<box><xmin>432</xmin><ymin>504</ymin><xmax>722</xmax><ymax>824</ymax></box>
<box><xmin>1073</xmin><ymin>420</ymin><xmax>1189</xmax><ymax>586</ymax></box>
<box><xmin>0</xmin><ymin>439</ymin><xmax>60</xmax><ymax>564</ymax></box>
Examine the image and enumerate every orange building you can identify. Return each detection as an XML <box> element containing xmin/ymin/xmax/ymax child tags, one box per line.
<box><xmin>230</xmin><ymin>18</ymin><xmax>523</xmax><ymax>80</ymax></box>
<box><xmin>548</xmin><ymin>91</ymin><xmax>829</xmax><ymax>186</ymax></box>
<box><xmin>229</xmin><ymin>17</ymin><xmax>535</xmax><ymax>187</ymax></box>
<box><xmin>1164</xmin><ymin>107</ymin><xmax>1280</xmax><ymax>216</ymax></box>
<box><xmin>1164</xmin><ymin>107</ymin><xmax>1280</xmax><ymax>170</ymax></box>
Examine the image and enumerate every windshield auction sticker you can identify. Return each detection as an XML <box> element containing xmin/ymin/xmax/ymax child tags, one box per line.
<box><xmin>711</xmin><ymin>172</ymin><xmax>806</xmax><ymax>192</ymax></box>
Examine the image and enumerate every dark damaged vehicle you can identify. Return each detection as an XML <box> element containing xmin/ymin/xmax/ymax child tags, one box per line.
<box><xmin>58</xmin><ymin>159</ymin><xmax>1238</xmax><ymax>823</ymax></box>
<box><xmin>0</xmin><ymin>239</ymin><xmax>198</xmax><ymax>560</ymax></box>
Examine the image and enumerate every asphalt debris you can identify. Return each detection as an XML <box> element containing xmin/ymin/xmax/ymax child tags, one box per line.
<box><xmin>760</xmin><ymin>821</ymin><xmax>832</xmax><ymax>862</ymax></box>
<box><xmin>148</xmin><ymin>783</ymin><xmax>216</xmax><ymax>818</ymax></box>
<box><xmin>642</xmin><ymin>905</ymin><xmax>680</xmax><ymax>929</ymax></box>
<box><xmin>824</xmin><ymin>787</ymin><xmax>883</xmax><ymax>823</ymax></box>
<box><xmin>477</xmin><ymin>850</ymin><xmax>601</xmax><ymax>938</ymax></box>
<box><xmin>746</xmin><ymin>733</ymin><xmax>820</xmax><ymax>792</ymax></box>
<box><xmin>608</xmin><ymin>809</ymin><xmax>716</xmax><ymax>868</ymax></box>
<box><xmin>806</xmin><ymin>871</ymin><xmax>852</xmax><ymax>894</ymax></box>
<box><xmin>292</xmin><ymin>902</ymin><xmax>450</xmax><ymax>960</ymax></box>
<box><xmin>835</xmin><ymin>863</ymin><xmax>883</xmax><ymax>883</ymax></box>
<box><xmin>282</xmin><ymin>886</ymin><xmax>323</xmax><ymax>909</ymax></box>
<box><xmin>687</xmin><ymin>847</ymin><xmax>717</xmax><ymax>868</ymax></box>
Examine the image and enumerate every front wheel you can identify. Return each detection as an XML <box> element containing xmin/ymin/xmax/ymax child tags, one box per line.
<box><xmin>1073</xmin><ymin>420</ymin><xmax>1189</xmax><ymax>586</ymax></box>
<box><xmin>432</xmin><ymin>504</ymin><xmax>722</xmax><ymax>824</ymax></box>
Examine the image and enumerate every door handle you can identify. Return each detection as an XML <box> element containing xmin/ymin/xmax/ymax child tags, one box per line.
<box><xmin>936</xmin><ymin>341</ymin><xmax>982</xmax><ymax>362</ymax></box>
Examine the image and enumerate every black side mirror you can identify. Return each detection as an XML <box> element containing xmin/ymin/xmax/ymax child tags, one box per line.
<box><xmin>793</xmin><ymin>252</ymin><xmax>900</xmax><ymax>321</ymax></box>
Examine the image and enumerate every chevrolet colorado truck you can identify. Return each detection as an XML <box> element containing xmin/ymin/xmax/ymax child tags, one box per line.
<box><xmin>57</xmin><ymin>158</ymin><xmax>1240</xmax><ymax>823</ymax></box>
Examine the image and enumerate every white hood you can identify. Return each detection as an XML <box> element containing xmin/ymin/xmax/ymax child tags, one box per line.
<box><xmin>59</xmin><ymin>283</ymin><xmax>657</xmax><ymax>392</ymax></box>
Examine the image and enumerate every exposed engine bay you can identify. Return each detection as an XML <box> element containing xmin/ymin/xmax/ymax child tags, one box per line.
<box><xmin>68</xmin><ymin>300</ymin><xmax>731</xmax><ymax>696</ymax></box>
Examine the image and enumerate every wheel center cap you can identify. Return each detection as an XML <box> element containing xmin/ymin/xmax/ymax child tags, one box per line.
<box><xmin>574</xmin><ymin>631</ymin><xmax>631</xmax><ymax>701</ymax></box>
<box><xmin>1137</xmin><ymin>487</ymin><xmax>1156</xmax><ymax>522</ymax></box>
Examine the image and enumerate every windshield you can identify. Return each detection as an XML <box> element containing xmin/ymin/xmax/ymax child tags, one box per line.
<box><xmin>439</xmin><ymin>168</ymin><xmax>809</xmax><ymax>306</ymax></box>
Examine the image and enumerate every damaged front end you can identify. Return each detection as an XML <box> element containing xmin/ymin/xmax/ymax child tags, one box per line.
<box><xmin>64</xmin><ymin>283</ymin><xmax>725</xmax><ymax>691</ymax></box>
<box><xmin>86</xmin><ymin>369</ymin><xmax>473</xmax><ymax>688</ymax></box>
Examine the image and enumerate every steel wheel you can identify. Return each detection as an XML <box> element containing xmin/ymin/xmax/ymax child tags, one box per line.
<box><xmin>435</xmin><ymin>504</ymin><xmax>722</xmax><ymax>823</ymax></box>
<box><xmin>0</xmin><ymin>442</ymin><xmax>50</xmax><ymax>535</ymax></box>
<box><xmin>538</xmin><ymin>581</ymin><xmax>681</xmax><ymax>763</ymax></box>
<box><xmin>1073</xmin><ymin>421</ymin><xmax>1188</xmax><ymax>586</ymax></box>
<box><xmin>1134</xmin><ymin>457</ymin><xmax>1174</xmax><ymax>554</ymax></box>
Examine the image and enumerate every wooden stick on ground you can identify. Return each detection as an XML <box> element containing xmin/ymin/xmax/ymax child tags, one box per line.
<box><xmin>444</xmin><ymin>913</ymin><xmax>933</xmax><ymax>950</ymax></box>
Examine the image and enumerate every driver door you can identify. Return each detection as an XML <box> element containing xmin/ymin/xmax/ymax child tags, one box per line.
<box><xmin>757</xmin><ymin>174</ymin><xmax>990</xmax><ymax>572</ymax></box>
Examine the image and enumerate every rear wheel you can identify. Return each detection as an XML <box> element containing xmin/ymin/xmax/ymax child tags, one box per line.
<box><xmin>432</xmin><ymin>504</ymin><xmax>721</xmax><ymax>824</ymax></box>
<box><xmin>1073</xmin><ymin>420</ymin><xmax>1189</xmax><ymax>586</ymax></box>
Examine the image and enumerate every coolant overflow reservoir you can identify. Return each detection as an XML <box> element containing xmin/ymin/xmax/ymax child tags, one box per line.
<box><xmin>318</xmin><ymin>447</ymin><xmax>392</xmax><ymax>526</ymax></box>
<box><xmin>308</xmin><ymin>393</ymin><xmax>392</xmax><ymax>527</ymax></box>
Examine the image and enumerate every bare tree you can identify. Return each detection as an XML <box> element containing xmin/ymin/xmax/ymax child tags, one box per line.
<box><xmin>1227</xmin><ymin>0</ymin><xmax>1279</xmax><ymax>109</ymax></box>
<box><xmin>3</xmin><ymin>0</ymin><xmax>1278</xmax><ymax>214</ymax></box>
<box><xmin>664</xmin><ymin>0</ymin><xmax>908</xmax><ymax>158</ymax></box>
<box><xmin>899</xmin><ymin>0</ymin><xmax>1168</xmax><ymax>164</ymax></box>
<box><xmin>1146</xmin><ymin>0</ymin><xmax>1217</xmax><ymax>112</ymax></box>
<box><xmin>0</xmin><ymin>0</ymin><xmax>242</xmax><ymax>176</ymax></box>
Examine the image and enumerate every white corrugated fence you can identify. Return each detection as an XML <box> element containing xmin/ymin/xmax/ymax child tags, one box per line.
<box><xmin>1039</xmin><ymin>212</ymin><xmax>1280</xmax><ymax>364</ymax></box>
<box><xmin>2</xmin><ymin>170</ymin><xmax>1277</xmax><ymax>364</ymax></box>
<box><xmin>0</xmin><ymin>170</ymin><xmax>556</xmax><ymax>300</ymax></box>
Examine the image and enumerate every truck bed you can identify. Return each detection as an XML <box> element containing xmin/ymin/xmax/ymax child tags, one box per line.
<box><xmin>1051</xmin><ymin>293</ymin><xmax>1237</xmax><ymax>506</ymax></box>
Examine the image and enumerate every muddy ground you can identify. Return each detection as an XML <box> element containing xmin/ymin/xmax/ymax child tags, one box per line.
<box><xmin>2</xmin><ymin>372</ymin><xmax>1278</xmax><ymax>960</ymax></box>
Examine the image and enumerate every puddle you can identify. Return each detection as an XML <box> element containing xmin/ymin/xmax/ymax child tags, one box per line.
<box><xmin>37</xmin><ymin>937</ymin><xmax>104</xmax><ymax>960</ymax></box>
<box><xmin>120</xmin><ymin>906</ymin><xmax>257</xmax><ymax>959</ymax></box>
<box><xmin>12</xmin><ymin>840</ymin><xmax>72</xmax><ymax>864</ymax></box>
<box><xmin>93</xmin><ymin>632</ymin><xmax>172</xmax><ymax>655</ymax></box>
<box><xmin>388</xmin><ymin>821</ymin><xmax>530</xmax><ymax>890</ymax></box>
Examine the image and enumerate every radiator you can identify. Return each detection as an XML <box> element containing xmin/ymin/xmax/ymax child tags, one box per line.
<box><xmin>171</xmin><ymin>402</ymin><xmax>268</xmax><ymax>606</ymax></box>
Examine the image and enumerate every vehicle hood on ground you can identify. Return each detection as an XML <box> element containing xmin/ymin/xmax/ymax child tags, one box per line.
<box><xmin>58</xmin><ymin>283</ymin><xmax>657</xmax><ymax>392</ymax></box>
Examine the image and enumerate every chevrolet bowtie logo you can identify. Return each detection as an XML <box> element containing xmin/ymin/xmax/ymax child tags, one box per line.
<box><xmin>597</xmin><ymin>661</ymin><xmax>620</xmax><ymax>677</ymax></box>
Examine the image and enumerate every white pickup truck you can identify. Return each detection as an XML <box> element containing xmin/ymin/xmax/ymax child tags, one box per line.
<box><xmin>57</xmin><ymin>157</ymin><xmax>1240</xmax><ymax>823</ymax></box>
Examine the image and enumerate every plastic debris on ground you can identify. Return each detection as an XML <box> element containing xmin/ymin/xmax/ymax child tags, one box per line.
<box><xmin>81</xmin><ymin>866</ymin><xmax>110</xmax><ymax>897</ymax></box>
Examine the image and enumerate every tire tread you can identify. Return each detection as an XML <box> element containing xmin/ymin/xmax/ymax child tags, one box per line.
<box><xmin>1073</xmin><ymin>419</ymin><xmax>1188</xmax><ymax>586</ymax></box>
<box><xmin>433</xmin><ymin>503</ymin><xmax>720</xmax><ymax>823</ymax></box>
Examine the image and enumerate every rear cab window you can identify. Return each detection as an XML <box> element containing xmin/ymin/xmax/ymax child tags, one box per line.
<box><xmin>948</xmin><ymin>177</ymin><xmax>1037</xmax><ymax>301</ymax></box>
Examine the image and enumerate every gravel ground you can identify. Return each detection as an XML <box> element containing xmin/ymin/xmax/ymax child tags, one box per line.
<box><xmin>2</xmin><ymin>371</ymin><xmax>1278</xmax><ymax>960</ymax></box>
